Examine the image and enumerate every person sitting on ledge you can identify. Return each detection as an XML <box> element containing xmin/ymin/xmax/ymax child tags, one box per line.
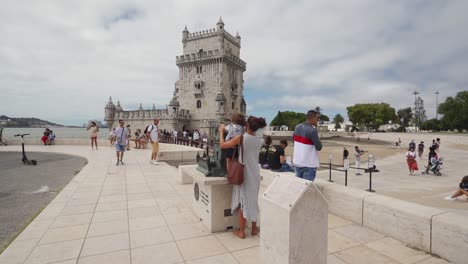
<box><xmin>41</xmin><ymin>128</ymin><xmax>50</xmax><ymax>145</ymax></box>
<box><xmin>268</xmin><ymin>139</ymin><xmax>294</xmax><ymax>172</ymax></box>
<box><xmin>445</xmin><ymin>175</ymin><xmax>468</xmax><ymax>201</ymax></box>
<box><xmin>258</xmin><ymin>136</ymin><xmax>272</xmax><ymax>169</ymax></box>
<box><xmin>134</xmin><ymin>130</ymin><xmax>141</xmax><ymax>149</ymax></box>
<box><xmin>47</xmin><ymin>130</ymin><xmax>55</xmax><ymax>145</ymax></box>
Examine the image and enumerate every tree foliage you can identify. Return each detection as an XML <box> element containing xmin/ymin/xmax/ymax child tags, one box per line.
<box><xmin>346</xmin><ymin>103</ymin><xmax>397</xmax><ymax>131</ymax></box>
<box><xmin>320</xmin><ymin>114</ymin><xmax>330</xmax><ymax>122</ymax></box>
<box><xmin>397</xmin><ymin>107</ymin><xmax>412</xmax><ymax>128</ymax></box>
<box><xmin>438</xmin><ymin>91</ymin><xmax>468</xmax><ymax>132</ymax></box>
<box><xmin>333</xmin><ymin>114</ymin><xmax>344</xmax><ymax>130</ymax></box>
<box><xmin>421</xmin><ymin>118</ymin><xmax>442</xmax><ymax>132</ymax></box>
<box><xmin>270</xmin><ymin>111</ymin><xmax>306</xmax><ymax>129</ymax></box>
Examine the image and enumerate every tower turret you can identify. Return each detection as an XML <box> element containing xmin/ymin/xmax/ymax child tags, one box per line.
<box><xmin>104</xmin><ymin>96</ymin><xmax>116</xmax><ymax>129</ymax></box>
<box><xmin>235</xmin><ymin>32</ymin><xmax>241</xmax><ymax>46</ymax></box>
<box><xmin>240</xmin><ymin>96</ymin><xmax>246</xmax><ymax>114</ymax></box>
<box><xmin>215</xmin><ymin>93</ymin><xmax>226</xmax><ymax>115</ymax></box>
<box><xmin>216</xmin><ymin>17</ymin><xmax>224</xmax><ymax>31</ymax></box>
<box><xmin>182</xmin><ymin>25</ymin><xmax>189</xmax><ymax>41</ymax></box>
<box><xmin>115</xmin><ymin>100</ymin><xmax>123</xmax><ymax>112</ymax></box>
<box><xmin>168</xmin><ymin>91</ymin><xmax>180</xmax><ymax>115</ymax></box>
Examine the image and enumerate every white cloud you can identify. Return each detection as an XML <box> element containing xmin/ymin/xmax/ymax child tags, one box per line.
<box><xmin>0</xmin><ymin>0</ymin><xmax>467</xmax><ymax>125</ymax></box>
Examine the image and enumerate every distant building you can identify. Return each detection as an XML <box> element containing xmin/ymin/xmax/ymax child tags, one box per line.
<box><xmin>105</xmin><ymin>18</ymin><xmax>247</xmax><ymax>135</ymax></box>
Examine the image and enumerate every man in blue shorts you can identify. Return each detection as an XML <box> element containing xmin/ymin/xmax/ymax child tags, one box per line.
<box><xmin>293</xmin><ymin>110</ymin><xmax>323</xmax><ymax>181</ymax></box>
<box><xmin>114</xmin><ymin>119</ymin><xmax>129</xmax><ymax>165</ymax></box>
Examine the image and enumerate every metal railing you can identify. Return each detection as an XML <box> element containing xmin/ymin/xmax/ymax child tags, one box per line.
<box><xmin>319</xmin><ymin>154</ymin><xmax>379</xmax><ymax>192</ymax></box>
<box><xmin>159</xmin><ymin>135</ymin><xmax>215</xmax><ymax>155</ymax></box>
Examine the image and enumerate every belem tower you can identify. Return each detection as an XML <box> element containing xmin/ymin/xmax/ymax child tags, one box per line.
<box><xmin>104</xmin><ymin>18</ymin><xmax>247</xmax><ymax>135</ymax></box>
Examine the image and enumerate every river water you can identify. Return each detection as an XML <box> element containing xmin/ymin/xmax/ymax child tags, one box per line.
<box><xmin>1</xmin><ymin>127</ymin><xmax>111</xmax><ymax>140</ymax></box>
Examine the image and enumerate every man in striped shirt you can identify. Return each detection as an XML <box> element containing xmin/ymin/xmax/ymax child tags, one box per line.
<box><xmin>293</xmin><ymin>110</ymin><xmax>323</xmax><ymax>181</ymax></box>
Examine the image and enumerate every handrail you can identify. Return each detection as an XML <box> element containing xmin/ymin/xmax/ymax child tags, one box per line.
<box><xmin>159</xmin><ymin>134</ymin><xmax>215</xmax><ymax>155</ymax></box>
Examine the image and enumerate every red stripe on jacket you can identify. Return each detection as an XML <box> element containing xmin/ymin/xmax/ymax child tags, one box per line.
<box><xmin>293</xmin><ymin>135</ymin><xmax>314</xmax><ymax>145</ymax></box>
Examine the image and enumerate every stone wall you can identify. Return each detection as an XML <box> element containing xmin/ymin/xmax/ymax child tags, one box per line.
<box><xmin>259</xmin><ymin>169</ymin><xmax>468</xmax><ymax>264</ymax></box>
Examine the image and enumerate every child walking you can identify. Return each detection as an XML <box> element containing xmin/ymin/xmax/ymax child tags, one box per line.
<box><xmin>223</xmin><ymin>113</ymin><xmax>246</xmax><ymax>171</ymax></box>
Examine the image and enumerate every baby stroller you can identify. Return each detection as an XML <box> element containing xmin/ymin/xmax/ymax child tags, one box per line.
<box><xmin>424</xmin><ymin>156</ymin><xmax>443</xmax><ymax>176</ymax></box>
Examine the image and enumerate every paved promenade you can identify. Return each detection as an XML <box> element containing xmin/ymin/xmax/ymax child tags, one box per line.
<box><xmin>0</xmin><ymin>145</ymin><xmax>453</xmax><ymax>264</ymax></box>
<box><xmin>317</xmin><ymin>132</ymin><xmax>468</xmax><ymax>216</ymax></box>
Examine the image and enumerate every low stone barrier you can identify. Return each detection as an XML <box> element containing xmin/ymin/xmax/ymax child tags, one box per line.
<box><xmin>363</xmin><ymin>195</ymin><xmax>444</xmax><ymax>252</ymax></box>
<box><xmin>322</xmin><ymin>184</ymin><xmax>376</xmax><ymax>225</ymax></box>
<box><xmin>432</xmin><ymin>212</ymin><xmax>468</xmax><ymax>264</ymax></box>
<box><xmin>177</xmin><ymin>166</ymin><xmax>466</xmax><ymax>264</ymax></box>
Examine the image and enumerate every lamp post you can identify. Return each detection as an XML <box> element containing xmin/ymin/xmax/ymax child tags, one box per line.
<box><xmin>412</xmin><ymin>91</ymin><xmax>419</xmax><ymax>132</ymax></box>
<box><xmin>328</xmin><ymin>154</ymin><xmax>333</xmax><ymax>182</ymax></box>
<box><xmin>435</xmin><ymin>91</ymin><xmax>439</xmax><ymax>120</ymax></box>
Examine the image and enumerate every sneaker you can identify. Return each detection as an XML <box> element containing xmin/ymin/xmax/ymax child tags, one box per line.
<box><xmin>444</xmin><ymin>196</ymin><xmax>456</xmax><ymax>201</ymax></box>
<box><xmin>150</xmin><ymin>160</ymin><xmax>153</xmax><ymax>164</ymax></box>
<box><xmin>153</xmin><ymin>161</ymin><xmax>159</xmax><ymax>165</ymax></box>
<box><xmin>116</xmin><ymin>161</ymin><xmax>119</xmax><ymax>166</ymax></box>
<box><xmin>355</xmin><ymin>173</ymin><xmax>362</xmax><ymax>176</ymax></box>
<box><xmin>120</xmin><ymin>161</ymin><xmax>124</xmax><ymax>165</ymax></box>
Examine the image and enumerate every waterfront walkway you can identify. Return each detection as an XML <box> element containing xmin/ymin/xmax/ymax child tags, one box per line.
<box><xmin>0</xmin><ymin>145</ymin><xmax>452</xmax><ymax>264</ymax></box>
<box><xmin>317</xmin><ymin>132</ymin><xmax>468</xmax><ymax>216</ymax></box>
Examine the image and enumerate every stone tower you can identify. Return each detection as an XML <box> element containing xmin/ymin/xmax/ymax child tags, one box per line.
<box><xmin>175</xmin><ymin>18</ymin><xmax>247</xmax><ymax>129</ymax></box>
<box><xmin>104</xmin><ymin>97</ymin><xmax>116</xmax><ymax>128</ymax></box>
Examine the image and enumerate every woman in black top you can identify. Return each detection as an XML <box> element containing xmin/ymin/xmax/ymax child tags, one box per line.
<box><xmin>259</xmin><ymin>136</ymin><xmax>272</xmax><ymax>169</ymax></box>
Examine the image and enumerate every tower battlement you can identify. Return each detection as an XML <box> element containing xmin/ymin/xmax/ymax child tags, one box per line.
<box><xmin>175</xmin><ymin>49</ymin><xmax>246</xmax><ymax>69</ymax></box>
<box><xmin>184</xmin><ymin>28</ymin><xmax>241</xmax><ymax>47</ymax></box>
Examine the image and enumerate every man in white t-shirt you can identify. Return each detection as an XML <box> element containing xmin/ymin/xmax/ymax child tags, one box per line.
<box><xmin>172</xmin><ymin>130</ymin><xmax>178</xmax><ymax>144</ymax></box>
<box><xmin>114</xmin><ymin>119</ymin><xmax>129</xmax><ymax>165</ymax></box>
<box><xmin>146</xmin><ymin>118</ymin><xmax>160</xmax><ymax>165</ymax></box>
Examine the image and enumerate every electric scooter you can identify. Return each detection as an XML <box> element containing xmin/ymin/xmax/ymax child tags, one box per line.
<box><xmin>14</xmin><ymin>133</ymin><xmax>37</xmax><ymax>165</ymax></box>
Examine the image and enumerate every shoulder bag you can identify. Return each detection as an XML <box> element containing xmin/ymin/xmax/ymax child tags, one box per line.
<box><xmin>227</xmin><ymin>135</ymin><xmax>244</xmax><ymax>185</ymax></box>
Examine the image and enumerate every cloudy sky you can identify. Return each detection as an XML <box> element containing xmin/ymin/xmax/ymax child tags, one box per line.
<box><xmin>1</xmin><ymin>0</ymin><xmax>467</xmax><ymax>126</ymax></box>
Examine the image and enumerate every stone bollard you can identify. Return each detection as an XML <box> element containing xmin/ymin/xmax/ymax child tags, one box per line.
<box><xmin>261</xmin><ymin>175</ymin><xmax>328</xmax><ymax>264</ymax></box>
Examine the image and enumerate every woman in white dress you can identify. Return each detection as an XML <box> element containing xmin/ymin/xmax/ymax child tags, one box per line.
<box><xmin>219</xmin><ymin>116</ymin><xmax>267</xmax><ymax>239</ymax></box>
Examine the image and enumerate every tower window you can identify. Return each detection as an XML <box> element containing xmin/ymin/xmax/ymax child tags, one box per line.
<box><xmin>197</xmin><ymin>100</ymin><xmax>202</xmax><ymax>108</ymax></box>
<box><xmin>232</xmin><ymin>102</ymin><xmax>235</xmax><ymax>110</ymax></box>
<box><xmin>196</xmin><ymin>66</ymin><xmax>203</xmax><ymax>74</ymax></box>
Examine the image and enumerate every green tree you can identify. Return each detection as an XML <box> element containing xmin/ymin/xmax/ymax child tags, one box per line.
<box><xmin>270</xmin><ymin>111</ymin><xmax>306</xmax><ymax>130</ymax></box>
<box><xmin>320</xmin><ymin>114</ymin><xmax>330</xmax><ymax>122</ymax></box>
<box><xmin>347</xmin><ymin>103</ymin><xmax>397</xmax><ymax>131</ymax></box>
<box><xmin>397</xmin><ymin>107</ymin><xmax>412</xmax><ymax>129</ymax></box>
<box><xmin>421</xmin><ymin>118</ymin><xmax>442</xmax><ymax>131</ymax></box>
<box><xmin>438</xmin><ymin>91</ymin><xmax>468</xmax><ymax>132</ymax></box>
<box><xmin>333</xmin><ymin>114</ymin><xmax>344</xmax><ymax>130</ymax></box>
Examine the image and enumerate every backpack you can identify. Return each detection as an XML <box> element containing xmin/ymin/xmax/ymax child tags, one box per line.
<box><xmin>144</xmin><ymin>124</ymin><xmax>154</xmax><ymax>135</ymax></box>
